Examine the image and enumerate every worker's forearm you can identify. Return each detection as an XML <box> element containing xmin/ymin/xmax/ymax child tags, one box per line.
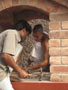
<box><xmin>2</xmin><ymin>53</ymin><xmax>22</xmax><ymax>73</ymax></box>
<box><xmin>29</xmin><ymin>60</ymin><xmax>48</xmax><ymax>70</ymax></box>
<box><xmin>40</xmin><ymin>60</ymin><xmax>48</xmax><ymax>67</ymax></box>
<box><xmin>28</xmin><ymin>63</ymin><xmax>42</xmax><ymax>70</ymax></box>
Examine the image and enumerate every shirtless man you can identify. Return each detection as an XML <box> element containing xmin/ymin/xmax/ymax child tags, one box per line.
<box><xmin>28</xmin><ymin>24</ymin><xmax>49</xmax><ymax>72</ymax></box>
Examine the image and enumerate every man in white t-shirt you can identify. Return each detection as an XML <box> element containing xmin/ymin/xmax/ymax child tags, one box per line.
<box><xmin>28</xmin><ymin>24</ymin><xmax>49</xmax><ymax>72</ymax></box>
<box><xmin>0</xmin><ymin>20</ymin><xmax>32</xmax><ymax>90</ymax></box>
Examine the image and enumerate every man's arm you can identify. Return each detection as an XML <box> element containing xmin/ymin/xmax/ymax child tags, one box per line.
<box><xmin>28</xmin><ymin>39</ymin><xmax>49</xmax><ymax>70</ymax></box>
<box><xmin>2</xmin><ymin>53</ymin><xmax>28</xmax><ymax>78</ymax></box>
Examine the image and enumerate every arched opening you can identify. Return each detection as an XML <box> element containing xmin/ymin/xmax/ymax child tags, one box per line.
<box><xmin>0</xmin><ymin>5</ymin><xmax>49</xmax><ymax>31</ymax></box>
<box><xmin>0</xmin><ymin>5</ymin><xmax>50</xmax><ymax>81</ymax></box>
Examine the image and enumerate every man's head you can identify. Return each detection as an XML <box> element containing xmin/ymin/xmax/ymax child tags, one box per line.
<box><xmin>15</xmin><ymin>20</ymin><xmax>32</xmax><ymax>41</ymax></box>
<box><xmin>33</xmin><ymin>24</ymin><xmax>43</xmax><ymax>42</ymax></box>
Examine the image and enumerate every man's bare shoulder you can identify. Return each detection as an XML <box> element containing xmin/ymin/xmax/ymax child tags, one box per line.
<box><xmin>42</xmin><ymin>33</ymin><xmax>49</xmax><ymax>43</ymax></box>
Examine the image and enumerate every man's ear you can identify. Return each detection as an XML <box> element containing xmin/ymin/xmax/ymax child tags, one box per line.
<box><xmin>23</xmin><ymin>28</ymin><xmax>26</xmax><ymax>32</ymax></box>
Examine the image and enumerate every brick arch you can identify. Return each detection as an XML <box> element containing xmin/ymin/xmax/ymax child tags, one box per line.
<box><xmin>7</xmin><ymin>5</ymin><xmax>49</xmax><ymax>20</ymax></box>
<box><xmin>0</xmin><ymin>0</ymin><xmax>51</xmax><ymax>13</ymax></box>
<box><xmin>0</xmin><ymin>0</ymin><xmax>67</xmax><ymax>14</ymax></box>
<box><xmin>0</xmin><ymin>5</ymin><xmax>49</xmax><ymax>31</ymax></box>
<box><xmin>0</xmin><ymin>1</ymin><xmax>68</xmax><ymax>31</ymax></box>
<box><xmin>0</xmin><ymin>0</ymin><xmax>67</xmax><ymax>31</ymax></box>
<box><xmin>0</xmin><ymin>0</ymin><xmax>67</xmax><ymax>32</ymax></box>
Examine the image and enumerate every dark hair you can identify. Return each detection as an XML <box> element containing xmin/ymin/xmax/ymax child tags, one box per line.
<box><xmin>14</xmin><ymin>20</ymin><xmax>32</xmax><ymax>34</ymax></box>
<box><xmin>33</xmin><ymin>24</ymin><xmax>43</xmax><ymax>33</ymax></box>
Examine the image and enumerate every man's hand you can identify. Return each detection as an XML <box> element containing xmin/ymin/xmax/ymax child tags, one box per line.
<box><xmin>2</xmin><ymin>53</ymin><xmax>29</xmax><ymax>78</ymax></box>
<box><xmin>27</xmin><ymin>66</ymin><xmax>34</xmax><ymax>71</ymax></box>
<box><xmin>18</xmin><ymin>69</ymin><xmax>28</xmax><ymax>78</ymax></box>
<box><xmin>18</xmin><ymin>69</ymin><xmax>33</xmax><ymax>78</ymax></box>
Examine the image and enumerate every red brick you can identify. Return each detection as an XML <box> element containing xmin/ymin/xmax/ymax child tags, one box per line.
<box><xmin>61</xmin><ymin>39</ymin><xmax>68</xmax><ymax>47</ymax></box>
<box><xmin>49</xmin><ymin>31</ymin><xmax>68</xmax><ymax>39</ymax></box>
<box><xmin>49</xmin><ymin>31</ymin><xmax>60</xmax><ymax>39</ymax></box>
<box><xmin>50</xmin><ymin>65</ymin><xmax>68</xmax><ymax>73</ymax></box>
<box><xmin>50</xmin><ymin>74</ymin><xmax>62</xmax><ymax>82</ymax></box>
<box><xmin>19</xmin><ymin>0</ymin><xmax>29</xmax><ymax>5</ymax></box>
<box><xmin>4</xmin><ymin>0</ymin><xmax>12</xmax><ymax>8</ymax></box>
<box><xmin>62</xmin><ymin>57</ymin><xmax>68</xmax><ymax>64</ymax></box>
<box><xmin>50</xmin><ymin>56</ymin><xmax>61</xmax><ymax>64</ymax></box>
<box><xmin>51</xmin><ymin>74</ymin><xmax>68</xmax><ymax>82</ymax></box>
<box><xmin>49</xmin><ymin>39</ymin><xmax>60</xmax><ymax>47</ymax></box>
<box><xmin>62</xmin><ymin>74</ymin><xmax>68</xmax><ymax>82</ymax></box>
<box><xmin>49</xmin><ymin>48</ymin><xmax>61</xmax><ymax>56</ymax></box>
<box><xmin>49</xmin><ymin>21</ymin><xmax>61</xmax><ymax>30</ymax></box>
<box><xmin>50</xmin><ymin>12</ymin><xmax>68</xmax><ymax>21</ymax></box>
<box><xmin>12</xmin><ymin>0</ymin><xmax>19</xmax><ymax>6</ymax></box>
<box><xmin>60</xmin><ymin>31</ymin><xmax>68</xmax><ymax>39</ymax></box>
<box><xmin>61</xmin><ymin>48</ymin><xmax>68</xmax><ymax>56</ymax></box>
<box><xmin>0</xmin><ymin>1</ymin><xmax>4</xmax><ymax>11</ymax></box>
<box><xmin>29</xmin><ymin>0</ymin><xmax>34</xmax><ymax>5</ymax></box>
<box><xmin>62</xmin><ymin>21</ymin><xmax>68</xmax><ymax>29</ymax></box>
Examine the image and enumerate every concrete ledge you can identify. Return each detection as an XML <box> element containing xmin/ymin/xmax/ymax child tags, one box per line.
<box><xmin>12</xmin><ymin>82</ymin><xmax>68</xmax><ymax>90</ymax></box>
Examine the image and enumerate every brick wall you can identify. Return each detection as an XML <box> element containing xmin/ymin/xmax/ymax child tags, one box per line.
<box><xmin>49</xmin><ymin>13</ymin><xmax>68</xmax><ymax>82</ymax></box>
